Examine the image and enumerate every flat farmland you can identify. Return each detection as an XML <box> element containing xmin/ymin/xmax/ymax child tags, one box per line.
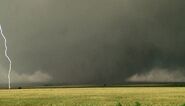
<box><xmin>0</xmin><ymin>87</ymin><xmax>185</xmax><ymax>106</ymax></box>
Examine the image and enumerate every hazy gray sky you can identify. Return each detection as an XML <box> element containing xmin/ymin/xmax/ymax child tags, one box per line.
<box><xmin>0</xmin><ymin>0</ymin><xmax>185</xmax><ymax>85</ymax></box>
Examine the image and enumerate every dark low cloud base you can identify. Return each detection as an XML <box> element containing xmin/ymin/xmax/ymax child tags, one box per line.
<box><xmin>0</xmin><ymin>0</ymin><xmax>185</xmax><ymax>85</ymax></box>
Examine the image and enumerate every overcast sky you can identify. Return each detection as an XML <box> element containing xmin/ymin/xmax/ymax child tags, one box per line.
<box><xmin>0</xmin><ymin>0</ymin><xmax>185</xmax><ymax>85</ymax></box>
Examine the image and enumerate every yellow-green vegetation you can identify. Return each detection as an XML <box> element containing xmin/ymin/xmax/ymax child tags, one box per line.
<box><xmin>0</xmin><ymin>87</ymin><xmax>185</xmax><ymax>106</ymax></box>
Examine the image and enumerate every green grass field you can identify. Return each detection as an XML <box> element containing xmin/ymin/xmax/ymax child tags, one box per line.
<box><xmin>0</xmin><ymin>87</ymin><xmax>185</xmax><ymax>106</ymax></box>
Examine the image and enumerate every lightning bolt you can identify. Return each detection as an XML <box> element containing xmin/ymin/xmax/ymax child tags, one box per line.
<box><xmin>0</xmin><ymin>24</ymin><xmax>12</xmax><ymax>89</ymax></box>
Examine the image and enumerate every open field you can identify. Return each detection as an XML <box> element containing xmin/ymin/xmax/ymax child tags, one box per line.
<box><xmin>0</xmin><ymin>87</ymin><xmax>185</xmax><ymax>106</ymax></box>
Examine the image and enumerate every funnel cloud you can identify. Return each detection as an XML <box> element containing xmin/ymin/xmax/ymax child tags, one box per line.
<box><xmin>0</xmin><ymin>0</ymin><xmax>185</xmax><ymax>85</ymax></box>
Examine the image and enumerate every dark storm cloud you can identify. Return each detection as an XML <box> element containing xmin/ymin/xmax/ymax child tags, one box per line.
<box><xmin>0</xmin><ymin>0</ymin><xmax>185</xmax><ymax>84</ymax></box>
